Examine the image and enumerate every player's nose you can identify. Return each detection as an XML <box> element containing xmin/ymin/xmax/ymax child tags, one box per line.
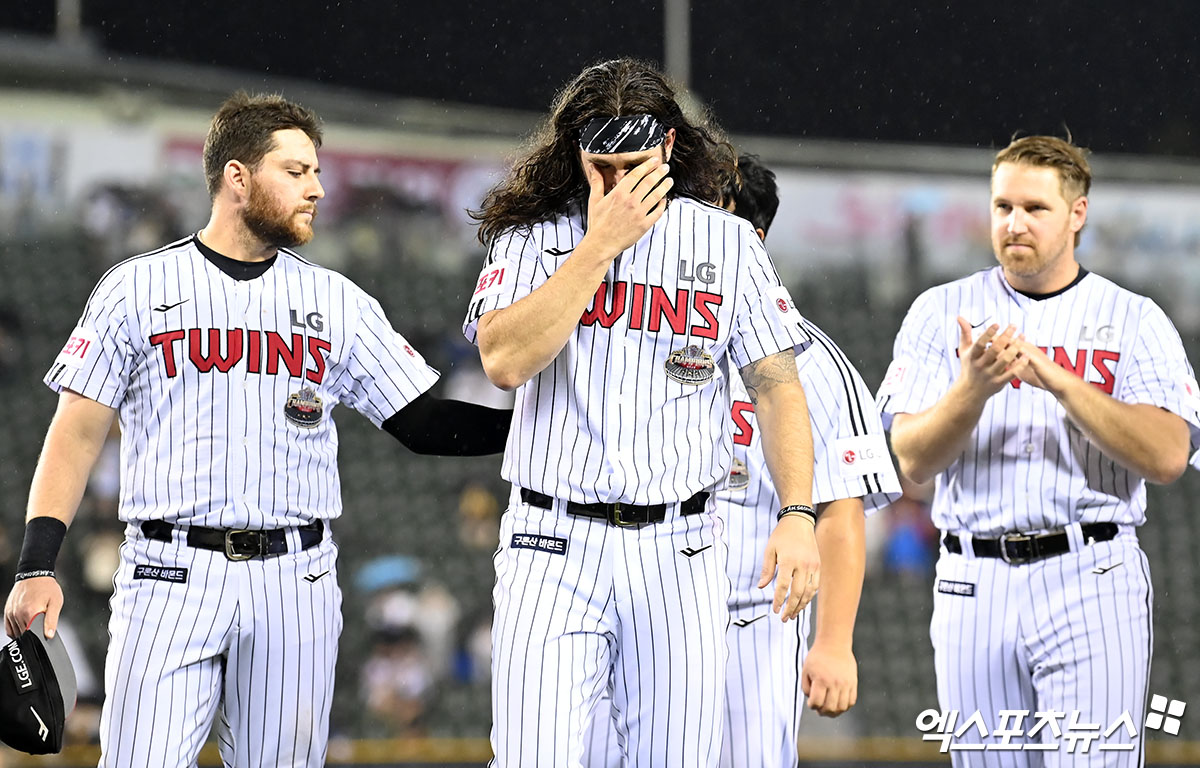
<box><xmin>1006</xmin><ymin>209</ymin><xmax>1027</xmax><ymax>233</ymax></box>
<box><xmin>309</xmin><ymin>177</ymin><xmax>325</xmax><ymax>200</ymax></box>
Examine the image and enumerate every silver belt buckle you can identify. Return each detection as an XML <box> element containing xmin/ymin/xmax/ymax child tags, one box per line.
<box><xmin>999</xmin><ymin>532</ymin><xmax>1033</xmax><ymax>565</ymax></box>
<box><xmin>224</xmin><ymin>529</ymin><xmax>259</xmax><ymax>561</ymax></box>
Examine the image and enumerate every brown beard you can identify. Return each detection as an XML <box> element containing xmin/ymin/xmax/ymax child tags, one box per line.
<box><xmin>242</xmin><ymin>178</ymin><xmax>315</xmax><ymax>248</ymax></box>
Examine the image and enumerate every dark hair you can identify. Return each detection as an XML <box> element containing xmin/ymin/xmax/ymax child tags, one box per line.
<box><xmin>471</xmin><ymin>58</ymin><xmax>737</xmax><ymax>245</ymax></box>
<box><xmin>993</xmin><ymin>134</ymin><xmax>1091</xmax><ymax>246</ymax></box>
<box><xmin>202</xmin><ymin>91</ymin><xmax>323</xmax><ymax>199</ymax></box>
<box><xmin>721</xmin><ymin>154</ymin><xmax>779</xmax><ymax>236</ymax></box>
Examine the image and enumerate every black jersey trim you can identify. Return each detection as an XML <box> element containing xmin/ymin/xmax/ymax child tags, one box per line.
<box><xmin>193</xmin><ymin>235</ymin><xmax>277</xmax><ymax>280</ymax></box>
<box><xmin>1014</xmin><ymin>267</ymin><xmax>1089</xmax><ymax>300</ymax></box>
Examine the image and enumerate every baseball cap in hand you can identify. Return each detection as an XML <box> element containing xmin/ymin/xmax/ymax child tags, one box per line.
<box><xmin>0</xmin><ymin>613</ymin><xmax>77</xmax><ymax>754</ymax></box>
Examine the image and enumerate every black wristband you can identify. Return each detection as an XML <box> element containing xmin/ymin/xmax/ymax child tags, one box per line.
<box><xmin>777</xmin><ymin>504</ymin><xmax>817</xmax><ymax>524</ymax></box>
<box><xmin>16</xmin><ymin>517</ymin><xmax>68</xmax><ymax>576</ymax></box>
<box><xmin>13</xmin><ymin>570</ymin><xmax>55</xmax><ymax>582</ymax></box>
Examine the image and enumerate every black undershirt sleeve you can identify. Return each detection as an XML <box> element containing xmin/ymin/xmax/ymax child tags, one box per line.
<box><xmin>381</xmin><ymin>391</ymin><xmax>512</xmax><ymax>456</ymax></box>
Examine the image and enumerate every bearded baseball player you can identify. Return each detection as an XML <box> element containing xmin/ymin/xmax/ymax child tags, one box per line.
<box><xmin>4</xmin><ymin>92</ymin><xmax>509</xmax><ymax>768</ymax></box>
<box><xmin>878</xmin><ymin>135</ymin><xmax>1200</xmax><ymax>765</ymax></box>
<box><xmin>583</xmin><ymin>153</ymin><xmax>903</xmax><ymax>768</ymax></box>
<box><xmin>465</xmin><ymin>59</ymin><xmax>818</xmax><ymax>768</ymax></box>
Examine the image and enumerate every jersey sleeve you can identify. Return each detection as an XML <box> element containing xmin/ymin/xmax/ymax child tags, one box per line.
<box><xmin>800</xmin><ymin>330</ymin><xmax>903</xmax><ymax>516</ymax></box>
<box><xmin>462</xmin><ymin>225</ymin><xmax>546</xmax><ymax>344</ymax></box>
<box><xmin>727</xmin><ymin>232</ymin><xmax>811</xmax><ymax>369</ymax></box>
<box><xmin>44</xmin><ymin>268</ymin><xmax>134</xmax><ymax>408</ymax></box>
<box><xmin>1118</xmin><ymin>298</ymin><xmax>1200</xmax><ymax>443</ymax></box>
<box><xmin>875</xmin><ymin>287</ymin><xmax>953</xmax><ymax>429</ymax></box>
<box><xmin>336</xmin><ymin>291</ymin><xmax>440</xmax><ymax>428</ymax></box>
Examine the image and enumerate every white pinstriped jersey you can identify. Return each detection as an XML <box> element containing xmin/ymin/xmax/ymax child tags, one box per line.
<box><xmin>878</xmin><ymin>266</ymin><xmax>1200</xmax><ymax>535</ymax></box>
<box><xmin>46</xmin><ymin>235</ymin><xmax>439</xmax><ymax>529</ymax></box>
<box><xmin>463</xmin><ymin>197</ymin><xmax>809</xmax><ymax>505</ymax></box>
<box><xmin>722</xmin><ymin>318</ymin><xmax>901</xmax><ymax>608</ymax></box>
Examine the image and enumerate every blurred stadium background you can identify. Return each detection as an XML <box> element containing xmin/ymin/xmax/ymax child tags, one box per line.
<box><xmin>2</xmin><ymin>2</ymin><xmax>1200</xmax><ymax>766</ymax></box>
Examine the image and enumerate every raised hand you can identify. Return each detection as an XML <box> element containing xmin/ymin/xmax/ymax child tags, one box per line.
<box><xmin>956</xmin><ymin>317</ymin><xmax>1029</xmax><ymax>400</ymax></box>
<box><xmin>582</xmin><ymin>156</ymin><xmax>674</xmax><ymax>256</ymax></box>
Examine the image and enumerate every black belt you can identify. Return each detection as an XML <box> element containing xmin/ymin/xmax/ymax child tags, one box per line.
<box><xmin>943</xmin><ymin>522</ymin><xmax>1119</xmax><ymax>565</ymax></box>
<box><xmin>520</xmin><ymin>488</ymin><xmax>709</xmax><ymax>527</ymax></box>
<box><xmin>141</xmin><ymin>519</ymin><xmax>324</xmax><ymax>561</ymax></box>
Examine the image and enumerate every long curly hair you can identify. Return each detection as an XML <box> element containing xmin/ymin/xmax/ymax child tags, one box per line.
<box><xmin>472</xmin><ymin>58</ymin><xmax>737</xmax><ymax>245</ymax></box>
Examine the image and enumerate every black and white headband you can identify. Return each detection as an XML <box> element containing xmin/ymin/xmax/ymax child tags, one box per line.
<box><xmin>579</xmin><ymin>114</ymin><xmax>667</xmax><ymax>154</ymax></box>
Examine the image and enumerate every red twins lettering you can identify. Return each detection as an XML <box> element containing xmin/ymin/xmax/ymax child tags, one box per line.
<box><xmin>579</xmin><ymin>281</ymin><xmax>724</xmax><ymax>337</ymax></box>
<box><xmin>149</xmin><ymin>329</ymin><xmax>331</xmax><ymax>383</ymax></box>
<box><xmin>1008</xmin><ymin>347</ymin><xmax>1120</xmax><ymax>395</ymax></box>
<box><xmin>731</xmin><ymin>400</ymin><xmax>755</xmax><ymax>446</ymax></box>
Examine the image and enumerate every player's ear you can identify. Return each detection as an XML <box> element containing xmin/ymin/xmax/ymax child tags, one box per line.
<box><xmin>662</xmin><ymin>128</ymin><xmax>676</xmax><ymax>163</ymax></box>
<box><xmin>1070</xmin><ymin>195</ymin><xmax>1088</xmax><ymax>234</ymax></box>
<box><xmin>755</xmin><ymin>227</ymin><xmax>766</xmax><ymax>243</ymax></box>
<box><xmin>223</xmin><ymin>160</ymin><xmax>251</xmax><ymax>199</ymax></box>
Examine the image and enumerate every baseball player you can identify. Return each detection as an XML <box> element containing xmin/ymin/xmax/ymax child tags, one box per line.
<box><xmin>878</xmin><ymin>135</ymin><xmax>1200</xmax><ymax>765</ymax></box>
<box><xmin>583</xmin><ymin>154</ymin><xmax>903</xmax><ymax>768</ymax></box>
<box><xmin>464</xmin><ymin>59</ymin><xmax>818</xmax><ymax>768</ymax></box>
<box><xmin>3</xmin><ymin>92</ymin><xmax>510</xmax><ymax>768</ymax></box>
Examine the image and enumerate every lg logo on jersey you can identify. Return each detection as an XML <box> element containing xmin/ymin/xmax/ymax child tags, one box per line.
<box><xmin>842</xmin><ymin>446</ymin><xmax>881</xmax><ymax>465</ymax></box>
<box><xmin>290</xmin><ymin>310</ymin><xmax>324</xmax><ymax>332</ymax></box>
<box><xmin>1080</xmin><ymin>324</ymin><xmax>1116</xmax><ymax>342</ymax></box>
<box><xmin>678</xmin><ymin>260</ymin><xmax>716</xmax><ymax>284</ymax></box>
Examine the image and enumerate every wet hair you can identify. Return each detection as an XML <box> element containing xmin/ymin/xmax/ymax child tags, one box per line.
<box><xmin>202</xmin><ymin>91</ymin><xmax>323</xmax><ymax>199</ymax></box>
<box><xmin>472</xmin><ymin>57</ymin><xmax>737</xmax><ymax>245</ymax></box>
<box><xmin>721</xmin><ymin>154</ymin><xmax>779</xmax><ymax>236</ymax></box>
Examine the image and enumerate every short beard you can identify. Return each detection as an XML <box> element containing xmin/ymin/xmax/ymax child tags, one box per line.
<box><xmin>242</xmin><ymin>178</ymin><xmax>314</xmax><ymax>248</ymax></box>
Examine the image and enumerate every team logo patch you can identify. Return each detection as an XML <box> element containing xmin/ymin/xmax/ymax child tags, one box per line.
<box><xmin>835</xmin><ymin>435</ymin><xmax>893</xmax><ymax>477</ymax></box>
<box><xmin>471</xmin><ymin>259</ymin><xmax>515</xmax><ymax>301</ymax></box>
<box><xmin>876</xmin><ymin>356</ymin><xmax>912</xmax><ymax>396</ymax></box>
<box><xmin>133</xmin><ymin>565</ymin><xmax>189</xmax><ymax>583</ymax></box>
<box><xmin>284</xmin><ymin>386</ymin><xmax>324</xmax><ymax>428</ymax></box>
<box><xmin>728</xmin><ymin>457</ymin><xmax>750</xmax><ymax>489</ymax></box>
<box><xmin>936</xmin><ymin>579</ymin><xmax>975</xmax><ymax>597</ymax></box>
<box><xmin>665</xmin><ymin>344</ymin><xmax>715</xmax><ymax>385</ymax></box>
<box><xmin>766</xmin><ymin>285</ymin><xmax>801</xmax><ymax>325</ymax></box>
<box><xmin>511</xmin><ymin>534</ymin><xmax>568</xmax><ymax>555</ymax></box>
<box><xmin>1181</xmin><ymin>374</ymin><xmax>1200</xmax><ymax>414</ymax></box>
<box><xmin>53</xmin><ymin>326</ymin><xmax>99</xmax><ymax>371</ymax></box>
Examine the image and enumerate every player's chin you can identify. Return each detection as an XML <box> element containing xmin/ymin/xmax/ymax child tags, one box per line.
<box><xmin>290</xmin><ymin>221</ymin><xmax>316</xmax><ymax>246</ymax></box>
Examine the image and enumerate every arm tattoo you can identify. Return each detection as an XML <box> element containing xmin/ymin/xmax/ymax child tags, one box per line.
<box><xmin>740</xmin><ymin>350</ymin><xmax>799</xmax><ymax>404</ymax></box>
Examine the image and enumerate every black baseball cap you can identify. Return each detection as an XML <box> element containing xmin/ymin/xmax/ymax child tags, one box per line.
<box><xmin>0</xmin><ymin>613</ymin><xmax>77</xmax><ymax>754</ymax></box>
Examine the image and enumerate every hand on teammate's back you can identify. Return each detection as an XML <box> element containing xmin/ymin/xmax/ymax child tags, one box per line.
<box><xmin>582</xmin><ymin>157</ymin><xmax>673</xmax><ymax>256</ymax></box>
